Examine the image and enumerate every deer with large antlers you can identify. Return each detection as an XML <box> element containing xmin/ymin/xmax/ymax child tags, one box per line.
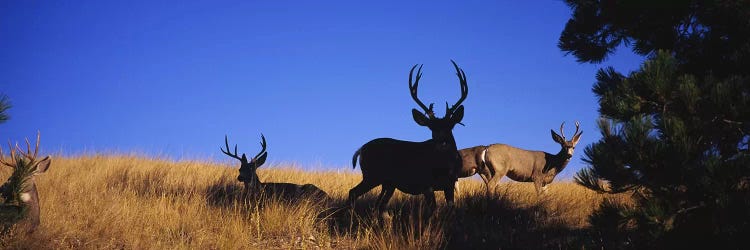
<box><xmin>458</xmin><ymin>122</ymin><xmax>583</xmax><ymax>195</ymax></box>
<box><xmin>0</xmin><ymin>133</ymin><xmax>51</xmax><ymax>234</ymax></box>
<box><xmin>221</xmin><ymin>134</ymin><xmax>328</xmax><ymax>201</ymax></box>
<box><xmin>349</xmin><ymin>60</ymin><xmax>468</xmax><ymax>212</ymax></box>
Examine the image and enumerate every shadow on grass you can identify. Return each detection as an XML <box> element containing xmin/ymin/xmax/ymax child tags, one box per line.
<box><xmin>202</xmin><ymin>178</ymin><xmax>591</xmax><ymax>249</ymax></box>
<box><xmin>448</xmin><ymin>192</ymin><xmax>590</xmax><ymax>249</ymax></box>
<box><xmin>325</xmin><ymin>190</ymin><xmax>591</xmax><ymax>249</ymax></box>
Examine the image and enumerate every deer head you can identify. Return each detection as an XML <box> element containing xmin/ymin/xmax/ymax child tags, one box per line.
<box><xmin>220</xmin><ymin>134</ymin><xmax>268</xmax><ymax>190</ymax></box>
<box><xmin>409</xmin><ymin>60</ymin><xmax>469</xmax><ymax>151</ymax></box>
<box><xmin>0</xmin><ymin>134</ymin><xmax>51</xmax><ymax>205</ymax></box>
<box><xmin>551</xmin><ymin>121</ymin><xmax>583</xmax><ymax>159</ymax></box>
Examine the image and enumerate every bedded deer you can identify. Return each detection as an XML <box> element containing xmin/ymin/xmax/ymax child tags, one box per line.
<box><xmin>349</xmin><ymin>60</ymin><xmax>468</xmax><ymax>212</ymax></box>
<box><xmin>458</xmin><ymin>122</ymin><xmax>582</xmax><ymax>195</ymax></box>
<box><xmin>221</xmin><ymin>134</ymin><xmax>328</xmax><ymax>201</ymax></box>
<box><xmin>0</xmin><ymin>133</ymin><xmax>51</xmax><ymax>234</ymax></box>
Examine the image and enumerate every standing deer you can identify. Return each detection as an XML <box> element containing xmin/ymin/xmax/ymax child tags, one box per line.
<box><xmin>349</xmin><ymin>60</ymin><xmax>468</xmax><ymax>212</ymax></box>
<box><xmin>0</xmin><ymin>133</ymin><xmax>51</xmax><ymax>234</ymax></box>
<box><xmin>458</xmin><ymin>122</ymin><xmax>582</xmax><ymax>195</ymax></box>
<box><xmin>221</xmin><ymin>134</ymin><xmax>328</xmax><ymax>201</ymax></box>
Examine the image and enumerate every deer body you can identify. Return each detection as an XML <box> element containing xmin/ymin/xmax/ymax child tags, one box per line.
<box><xmin>221</xmin><ymin>135</ymin><xmax>328</xmax><ymax>201</ymax></box>
<box><xmin>353</xmin><ymin>138</ymin><xmax>460</xmax><ymax>195</ymax></box>
<box><xmin>247</xmin><ymin>182</ymin><xmax>327</xmax><ymax>201</ymax></box>
<box><xmin>459</xmin><ymin>122</ymin><xmax>582</xmax><ymax>195</ymax></box>
<box><xmin>483</xmin><ymin>144</ymin><xmax>568</xmax><ymax>192</ymax></box>
<box><xmin>348</xmin><ymin>61</ymin><xmax>468</xmax><ymax>212</ymax></box>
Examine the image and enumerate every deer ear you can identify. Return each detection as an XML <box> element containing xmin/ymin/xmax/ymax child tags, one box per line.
<box><xmin>450</xmin><ymin>105</ymin><xmax>464</xmax><ymax>124</ymax></box>
<box><xmin>34</xmin><ymin>156</ymin><xmax>51</xmax><ymax>174</ymax></box>
<box><xmin>572</xmin><ymin>131</ymin><xmax>583</xmax><ymax>145</ymax></box>
<box><xmin>551</xmin><ymin>130</ymin><xmax>565</xmax><ymax>144</ymax></box>
<box><xmin>412</xmin><ymin>109</ymin><xmax>430</xmax><ymax>126</ymax></box>
<box><xmin>253</xmin><ymin>152</ymin><xmax>268</xmax><ymax>168</ymax></box>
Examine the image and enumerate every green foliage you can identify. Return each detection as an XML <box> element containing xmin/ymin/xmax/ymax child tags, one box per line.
<box><xmin>577</xmin><ymin>52</ymin><xmax>750</xmax><ymax>248</ymax></box>
<box><xmin>559</xmin><ymin>0</ymin><xmax>750</xmax><ymax>77</ymax></box>
<box><xmin>561</xmin><ymin>1</ymin><xmax>750</xmax><ymax>247</ymax></box>
<box><xmin>0</xmin><ymin>95</ymin><xmax>10</xmax><ymax>124</ymax></box>
<box><xmin>576</xmin><ymin>52</ymin><xmax>750</xmax><ymax>248</ymax></box>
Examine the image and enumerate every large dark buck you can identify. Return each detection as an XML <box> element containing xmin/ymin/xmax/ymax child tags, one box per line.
<box><xmin>0</xmin><ymin>133</ymin><xmax>51</xmax><ymax>234</ymax></box>
<box><xmin>349</xmin><ymin>60</ymin><xmax>468</xmax><ymax>212</ymax></box>
<box><xmin>458</xmin><ymin>122</ymin><xmax>583</xmax><ymax>195</ymax></box>
<box><xmin>221</xmin><ymin>134</ymin><xmax>328</xmax><ymax>200</ymax></box>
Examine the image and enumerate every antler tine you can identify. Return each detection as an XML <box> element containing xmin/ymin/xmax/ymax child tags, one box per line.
<box><xmin>25</xmin><ymin>138</ymin><xmax>32</xmax><ymax>156</ymax></box>
<box><xmin>6</xmin><ymin>140</ymin><xmax>13</xmax><ymax>162</ymax></box>
<box><xmin>408</xmin><ymin>64</ymin><xmax>434</xmax><ymax>118</ymax></box>
<box><xmin>559</xmin><ymin>122</ymin><xmax>567</xmax><ymax>140</ymax></box>
<box><xmin>16</xmin><ymin>138</ymin><xmax>33</xmax><ymax>160</ymax></box>
<box><xmin>447</xmin><ymin>60</ymin><xmax>468</xmax><ymax>116</ymax></box>
<box><xmin>13</xmin><ymin>142</ymin><xmax>28</xmax><ymax>163</ymax></box>
<box><xmin>220</xmin><ymin>135</ymin><xmax>243</xmax><ymax>161</ymax></box>
<box><xmin>574</xmin><ymin>121</ymin><xmax>581</xmax><ymax>136</ymax></box>
<box><xmin>0</xmin><ymin>142</ymin><xmax>11</xmax><ymax>167</ymax></box>
<box><xmin>34</xmin><ymin>131</ymin><xmax>40</xmax><ymax>158</ymax></box>
<box><xmin>253</xmin><ymin>134</ymin><xmax>267</xmax><ymax>161</ymax></box>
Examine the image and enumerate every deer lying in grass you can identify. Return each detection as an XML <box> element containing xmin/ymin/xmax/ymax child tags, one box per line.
<box><xmin>349</xmin><ymin>60</ymin><xmax>468</xmax><ymax>212</ymax></box>
<box><xmin>458</xmin><ymin>122</ymin><xmax>582</xmax><ymax>195</ymax></box>
<box><xmin>0</xmin><ymin>133</ymin><xmax>51</xmax><ymax>234</ymax></box>
<box><xmin>221</xmin><ymin>134</ymin><xmax>328</xmax><ymax>201</ymax></box>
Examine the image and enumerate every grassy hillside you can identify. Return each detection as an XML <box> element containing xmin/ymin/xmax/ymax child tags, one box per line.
<box><xmin>0</xmin><ymin>155</ymin><xmax>627</xmax><ymax>249</ymax></box>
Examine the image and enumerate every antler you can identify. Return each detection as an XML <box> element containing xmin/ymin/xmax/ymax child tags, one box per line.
<box><xmin>0</xmin><ymin>141</ymin><xmax>14</xmax><ymax>167</ymax></box>
<box><xmin>16</xmin><ymin>132</ymin><xmax>40</xmax><ymax>160</ymax></box>
<box><xmin>446</xmin><ymin>60</ymin><xmax>468</xmax><ymax>116</ymax></box>
<box><xmin>252</xmin><ymin>134</ymin><xmax>267</xmax><ymax>161</ymax></box>
<box><xmin>559</xmin><ymin>121</ymin><xmax>582</xmax><ymax>140</ymax></box>
<box><xmin>559</xmin><ymin>122</ymin><xmax>567</xmax><ymax>140</ymax></box>
<box><xmin>220</xmin><ymin>134</ymin><xmax>267</xmax><ymax>163</ymax></box>
<box><xmin>221</xmin><ymin>135</ymin><xmax>245</xmax><ymax>162</ymax></box>
<box><xmin>0</xmin><ymin>132</ymin><xmax>42</xmax><ymax>167</ymax></box>
<box><xmin>408</xmin><ymin>64</ymin><xmax>435</xmax><ymax>118</ymax></box>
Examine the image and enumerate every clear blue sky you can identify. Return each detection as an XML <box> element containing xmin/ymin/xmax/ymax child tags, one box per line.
<box><xmin>1</xmin><ymin>1</ymin><xmax>643</xmax><ymax>178</ymax></box>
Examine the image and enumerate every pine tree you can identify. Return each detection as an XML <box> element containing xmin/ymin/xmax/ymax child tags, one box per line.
<box><xmin>0</xmin><ymin>94</ymin><xmax>10</xmax><ymax>124</ymax></box>
<box><xmin>559</xmin><ymin>1</ymin><xmax>750</xmax><ymax>248</ymax></box>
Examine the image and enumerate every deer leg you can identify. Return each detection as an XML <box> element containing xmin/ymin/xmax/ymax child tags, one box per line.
<box><xmin>422</xmin><ymin>190</ymin><xmax>437</xmax><ymax>212</ymax></box>
<box><xmin>478</xmin><ymin>171</ymin><xmax>491</xmax><ymax>198</ymax></box>
<box><xmin>485</xmin><ymin>169</ymin><xmax>506</xmax><ymax>197</ymax></box>
<box><xmin>376</xmin><ymin>184</ymin><xmax>395</xmax><ymax>214</ymax></box>
<box><xmin>377</xmin><ymin>184</ymin><xmax>396</xmax><ymax>219</ymax></box>
<box><xmin>348</xmin><ymin>180</ymin><xmax>379</xmax><ymax>209</ymax></box>
<box><xmin>540</xmin><ymin>183</ymin><xmax>549</xmax><ymax>194</ymax></box>
<box><xmin>444</xmin><ymin>185</ymin><xmax>455</xmax><ymax>208</ymax></box>
<box><xmin>533</xmin><ymin>180</ymin><xmax>544</xmax><ymax>196</ymax></box>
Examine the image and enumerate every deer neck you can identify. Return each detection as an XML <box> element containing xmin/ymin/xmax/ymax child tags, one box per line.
<box><xmin>544</xmin><ymin>148</ymin><xmax>572</xmax><ymax>174</ymax></box>
<box><xmin>243</xmin><ymin>178</ymin><xmax>263</xmax><ymax>191</ymax></box>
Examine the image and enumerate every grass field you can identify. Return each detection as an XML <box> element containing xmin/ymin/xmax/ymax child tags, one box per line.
<box><xmin>0</xmin><ymin>155</ymin><xmax>628</xmax><ymax>249</ymax></box>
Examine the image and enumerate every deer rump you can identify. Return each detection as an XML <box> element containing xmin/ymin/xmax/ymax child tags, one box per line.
<box><xmin>353</xmin><ymin>138</ymin><xmax>460</xmax><ymax>195</ymax></box>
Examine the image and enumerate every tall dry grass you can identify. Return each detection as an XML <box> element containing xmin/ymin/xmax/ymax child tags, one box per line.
<box><xmin>0</xmin><ymin>155</ymin><xmax>627</xmax><ymax>249</ymax></box>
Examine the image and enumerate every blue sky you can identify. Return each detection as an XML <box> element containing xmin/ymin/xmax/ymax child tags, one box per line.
<box><xmin>1</xmin><ymin>1</ymin><xmax>643</xmax><ymax>177</ymax></box>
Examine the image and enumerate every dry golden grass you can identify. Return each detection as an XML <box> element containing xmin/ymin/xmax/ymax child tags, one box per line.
<box><xmin>1</xmin><ymin>155</ymin><xmax>628</xmax><ymax>249</ymax></box>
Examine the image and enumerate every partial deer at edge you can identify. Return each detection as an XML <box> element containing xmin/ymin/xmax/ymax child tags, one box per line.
<box><xmin>221</xmin><ymin>134</ymin><xmax>328</xmax><ymax>201</ymax></box>
<box><xmin>0</xmin><ymin>133</ymin><xmax>51</xmax><ymax>234</ymax></box>
<box><xmin>458</xmin><ymin>122</ymin><xmax>582</xmax><ymax>195</ymax></box>
<box><xmin>349</xmin><ymin>60</ymin><xmax>469</xmax><ymax>213</ymax></box>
